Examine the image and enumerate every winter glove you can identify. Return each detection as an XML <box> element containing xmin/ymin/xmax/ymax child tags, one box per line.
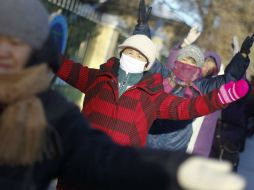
<box><xmin>218</xmin><ymin>79</ymin><xmax>249</xmax><ymax>104</ymax></box>
<box><xmin>177</xmin><ymin>157</ymin><xmax>246</xmax><ymax>190</ymax></box>
<box><xmin>231</xmin><ymin>35</ymin><xmax>240</xmax><ymax>55</ymax></box>
<box><xmin>240</xmin><ymin>33</ymin><xmax>254</xmax><ymax>55</ymax></box>
<box><xmin>133</xmin><ymin>0</ymin><xmax>152</xmax><ymax>38</ymax></box>
<box><xmin>182</xmin><ymin>26</ymin><xmax>201</xmax><ymax>47</ymax></box>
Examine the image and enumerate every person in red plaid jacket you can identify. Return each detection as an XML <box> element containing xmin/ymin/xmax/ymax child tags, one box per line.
<box><xmin>57</xmin><ymin>34</ymin><xmax>249</xmax><ymax>148</ymax></box>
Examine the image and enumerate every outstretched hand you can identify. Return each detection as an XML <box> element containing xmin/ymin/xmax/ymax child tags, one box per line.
<box><xmin>218</xmin><ymin>79</ymin><xmax>249</xmax><ymax>105</ymax></box>
<box><xmin>240</xmin><ymin>33</ymin><xmax>254</xmax><ymax>56</ymax></box>
<box><xmin>133</xmin><ymin>0</ymin><xmax>152</xmax><ymax>38</ymax></box>
<box><xmin>137</xmin><ymin>0</ymin><xmax>152</xmax><ymax>25</ymax></box>
<box><xmin>183</xmin><ymin>25</ymin><xmax>201</xmax><ymax>46</ymax></box>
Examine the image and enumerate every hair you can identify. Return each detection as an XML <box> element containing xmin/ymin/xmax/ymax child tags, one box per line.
<box><xmin>204</xmin><ymin>57</ymin><xmax>218</xmax><ymax>77</ymax></box>
<box><xmin>205</xmin><ymin>56</ymin><xmax>216</xmax><ymax>63</ymax></box>
<box><xmin>182</xmin><ymin>57</ymin><xmax>197</xmax><ymax>65</ymax></box>
<box><xmin>120</xmin><ymin>47</ymin><xmax>149</xmax><ymax>63</ymax></box>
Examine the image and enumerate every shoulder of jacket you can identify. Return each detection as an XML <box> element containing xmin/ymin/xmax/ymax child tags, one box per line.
<box><xmin>38</xmin><ymin>89</ymin><xmax>79</xmax><ymax>122</ymax></box>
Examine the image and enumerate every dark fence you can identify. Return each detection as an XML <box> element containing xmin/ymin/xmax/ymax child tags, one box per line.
<box><xmin>43</xmin><ymin>0</ymin><xmax>100</xmax><ymax>63</ymax></box>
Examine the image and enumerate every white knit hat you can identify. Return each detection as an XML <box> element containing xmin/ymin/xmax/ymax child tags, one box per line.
<box><xmin>176</xmin><ymin>45</ymin><xmax>204</xmax><ymax>67</ymax></box>
<box><xmin>118</xmin><ymin>34</ymin><xmax>157</xmax><ymax>71</ymax></box>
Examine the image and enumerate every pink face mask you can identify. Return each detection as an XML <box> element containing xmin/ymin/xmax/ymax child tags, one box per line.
<box><xmin>172</xmin><ymin>60</ymin><xmax>202</xmax><ymax>83</ymax></box>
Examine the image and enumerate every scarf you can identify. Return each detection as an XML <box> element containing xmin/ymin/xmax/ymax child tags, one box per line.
<box><xmin>166</xmin><ymin>72</ymin><xmax>202</xmax><ymax>98</ymax></box>
<box><xmin>0</xmin><ymin>64</ymin><xmax>53</xmax><ymax>166</ymax></box>
<box><xmin>172</xmin><ymin>60</ymin><xmax>201</xmax><ymax>83</ymax></box>
<box><xmin>118</xmin><ymin>67</ymin><xmax>143</xmax><ymax>97</ymax></box>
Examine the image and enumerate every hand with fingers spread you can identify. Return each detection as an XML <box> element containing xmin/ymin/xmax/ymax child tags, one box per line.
<box><xmin>240</xmin><ymin>33</ymin><xmax>254</xmax><ymax>56</ymax></box>
<box><xmin>133</xmin><ymin>0</ymin><xmax>152</xmax><ymax>38</ymax></box>
<box><xmin>182</xmin><ymin>25</ymin><xmax>201</xmax><ymax>47</ymax></box>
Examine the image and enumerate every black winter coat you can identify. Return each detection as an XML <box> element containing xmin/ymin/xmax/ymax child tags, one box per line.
<box><xmin>0</xmin><ymin>89</ymin><xmax>187</xmax><ymax>190</ymax></box>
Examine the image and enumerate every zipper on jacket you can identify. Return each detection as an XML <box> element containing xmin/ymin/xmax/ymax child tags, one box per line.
<box><xmin>107</xmin><ymin>79</ymin><xmax>119</xmax><ymax>129</ymax></box>
<box><xmin>119</xmin><ymin>73</ymin><xmax>130</xmax><ymax>97</ymax></box>
<box><xmin>108</xmin><ymin>79</ymin><xmax>118</xmax><ymax>101</ymax></box>
<box><xmin>112</xmin><ymin>79</ymin><xmax>119</xmax><ymax>127</ymax></box>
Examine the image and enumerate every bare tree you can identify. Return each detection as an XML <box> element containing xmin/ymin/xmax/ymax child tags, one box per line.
<box><xmin>198</xmin><ymin>0</ymin><xmax>254</xmax><ymax>78</ymax></box>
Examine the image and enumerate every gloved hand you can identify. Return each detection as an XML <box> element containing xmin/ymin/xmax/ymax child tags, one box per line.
<box><xmin>177</xmin><ymin>157</ymin><xmax>246</xmax><ymax>190</ymax></box>
<box><xmin>133</xmin><ymin>0</ymin><xmax>152</xmax><ymax>38</ymax></box>
<box><xmin>182</xmin><ymin>26</ymin><xmax>201</xmax><ymax>47</ymax></box>
<box><xmin>240</xmin><ymin>33</ymin><xmax>254</xmax><ymax>55</ymax></box>
<box><xmin>231</xmin><ymin>35</ymin><xmax>240</xmax><ymax>55</ymax></box>
<box><xmin>218</xmin><ymin>79</ymin><xmax>249</xmax><ymax>104</ymax></box>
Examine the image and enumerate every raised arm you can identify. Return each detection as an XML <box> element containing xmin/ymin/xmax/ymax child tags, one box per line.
<box><xmin>195</xmin><ymin>52</ymin><xmax>249</xmax><ymax>95</ymax></box>
<box><xmin>158</xmin><ymin>80</ymin><xmax>249</xmax><ymax>120</ymax></box>
<box><xmin>225</xmin><ymin>34</ymin><xmax>254</xmax><ymax>80</ymax></box>
<box><xmin>224</xmin><ymin>52</ymin><xmax>249</xmax><ymax>81</ymax></box>
<box><xmin>57</xmin><ymin>58</ymin><xmax>98</xmax><ymax>93</ymax></box>
<box><xmin>150</xmin><ymin>26</ymin><xmax>201</xmax><ymax>78</ymax></box>
<box><xmin>195</xmin><ymin>34</ymin><xmax>253</xmax><ymax>95</ymax></box>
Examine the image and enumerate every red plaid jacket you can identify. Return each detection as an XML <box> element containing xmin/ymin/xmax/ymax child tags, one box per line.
<box><xmin>57</xmin><ymin>57</ymin><xmax>226</xmax><ymax>147</ymax></box>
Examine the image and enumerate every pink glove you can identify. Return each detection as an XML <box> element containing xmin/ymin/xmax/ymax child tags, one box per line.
<box><xmin>218</xmin><ymin>79</ymin><xmax>249</xmax><ymax>104</ymax></box>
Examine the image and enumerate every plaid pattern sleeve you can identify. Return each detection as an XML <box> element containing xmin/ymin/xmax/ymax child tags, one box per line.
<box><xmin>158</xmin><ymin>89</ymin><xmax>227</xmax><ymax>120</ymax></box>
<box><xmin>57</xmin><ymin>58</ymin><xmax>98</xmax><ymax>93</ymax></box>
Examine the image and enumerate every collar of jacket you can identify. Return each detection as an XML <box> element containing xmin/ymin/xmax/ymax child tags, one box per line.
<box><xmin>118</xmin><ymin>67</ymin><xmax>143</xmax><ymax>86</ymax></box>
<box><xmin>99</xmin><ymin>57</ymin><xmax>164</xmax><ymax>95</ymax></box>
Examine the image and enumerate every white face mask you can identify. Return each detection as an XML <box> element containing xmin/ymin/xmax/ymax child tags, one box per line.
<box><xmin>120</xmin><ymin>54</ymin><xmax>146</xmax><ymax>74</ymax></box>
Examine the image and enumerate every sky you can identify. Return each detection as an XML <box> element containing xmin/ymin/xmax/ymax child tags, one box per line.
<box><xmin>151</xmin><ymin>0</ymin><xmax>204</xmax><ymax>31</ymax></box>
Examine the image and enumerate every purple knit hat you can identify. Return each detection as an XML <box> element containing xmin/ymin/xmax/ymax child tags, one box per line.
<box><xmin>204</xmin><ymin>51</ymin><xmax>221</xmax><ymax>76</ymax></box>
